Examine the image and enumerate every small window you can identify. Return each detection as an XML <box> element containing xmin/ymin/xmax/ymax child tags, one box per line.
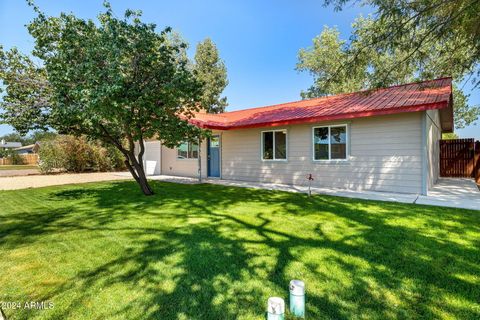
<box><xmin>210</xmin><ymin>136</ymin><xmax>220</xmax><ymax>148</ymax></box>
<box><xmin>177</xmin><ymin>141</ymin><xmax>199</xmax><ymax>159</ymax></box>
<box><xmin>313</xmin><ymin>125</ymin><xmax>347</xmax><ymax>160</ymax></box>
<box><xmin>262</xmin><ymin>130</ymin><xmax>287</xmax><ymax>160</ymax></box>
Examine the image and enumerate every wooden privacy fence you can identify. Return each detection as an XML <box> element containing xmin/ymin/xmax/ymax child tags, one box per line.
<box><xmin>0</xmin><ymin>154</ymin><xmax>39</xmax><ymax>166</ymax></box>
<box><xmin>440</xmin><ymin>138</ymin><xmax>480</xmax><ymax>182</ymax></box>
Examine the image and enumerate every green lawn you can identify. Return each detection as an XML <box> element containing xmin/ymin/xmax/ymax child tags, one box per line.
<box><xmin>0</xmin><ymin>181</ymin><xmax>479</xmax><ymax>319</ymax></box>
<box><xmin>0</xmin><ymin>165</ymin><xmax>38</xmax><ymax>170</ymax></box>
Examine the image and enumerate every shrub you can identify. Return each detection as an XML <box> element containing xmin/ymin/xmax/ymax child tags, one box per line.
<box><xmin>38</xmin><ymin>135</ymin><xmax>126</xmax><ymax>174</ymax></box>
<box><xmin>0</xmin><ymin>149</ymin><xmax>26</xmax><ymax>165</ymax></box>
<box><xmin>38</xmin><ymin>140</ymin><xmax>66</xmax><ymax>174</ymax></box>
<box><xmin>105</xmin><ymin>145</ymin><xmax>127</xmax><ymax>171</ymax></box>
<box><xmin>10</xmin><ymin>152</ymin><xmax>25</xmax><ymax>165</ymax></box>
<box><xmin>60</xmin><ymin>136</ymin><xmax>94</xmax><ymax>172</ymax></box>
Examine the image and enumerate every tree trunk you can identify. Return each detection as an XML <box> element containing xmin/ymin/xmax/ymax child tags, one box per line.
<box><xmin>136</xmin><ymin>169</ymin><xmax>154</xmax><ymax>195</ymax></box>
<box><xmin>124</xmin><ymin>151</ymin><xmax>154</xmax><ymax>196</ymax></box>
<box><xmin>97</xmin><ymin>125</ymin><xmax>154</xmax><ymax>196</ymax></box>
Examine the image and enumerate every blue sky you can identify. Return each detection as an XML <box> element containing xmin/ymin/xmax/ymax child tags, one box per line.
<box><xmin>0</xmin><ymin>0</ymin><xmax>478</xmax><ymax>139</ymax></box>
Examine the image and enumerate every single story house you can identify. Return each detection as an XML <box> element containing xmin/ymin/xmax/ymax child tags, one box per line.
<box><xmin>14</xmin><ymin>142</ymin><xmax>40</xmax><ymax>155</ymax></box>
<box><xmin>141</xmin><ymin>77</ymin><xmax>453</xmax><ymax>195</ymax></box>
<box><xmin>0</xmin><ymin>140</ymin><xmax>22</xmax><ymax>151</ymax></box>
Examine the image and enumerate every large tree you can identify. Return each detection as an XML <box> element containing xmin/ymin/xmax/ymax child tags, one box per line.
<box><xmin>322</xmin><ymin>0</ymin><xmax>480</xmax><ymax>87</ymax></box>
<box><xmin>194</xmin><ymin>38</ymin><xmax>228</xmax><ymax>113</ymax></box>
<box><xmin>0</xmin><ymin>2</ymin><xmax>208</xmax><ymax>195</ymax></box>
<box><xmin>297</xmin><ymin>15</ymin><xmax>480</xmax><ymax>128</ymax></box>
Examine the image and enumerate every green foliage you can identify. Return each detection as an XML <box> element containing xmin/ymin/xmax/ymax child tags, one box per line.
<box><xmin>0</xmin><ymin>47</ymin><xmax>51</xmax><ymax>134</ymax></box>
<box><xmin>0</xmin><ymin>132</ymin><xmax>29</xmax><ymax>145</ymax></box>
<box><xmin>297</xmin><ymin>16</ymin><xmax>480</xmax><ymax>128</ymax></box>
<box><xmin>323</xmin><ymin>0</ymin><xmax>480</xmax><ymax>87</ymax></box>
<box><xmin>29</xmin><ymin>130</ymin><xmax>57</xmax><ymax>143</ymax></box>
<box><xmin>297</xmin><ymin>26</ymin><xmax>365</xmax><ymax>97</ymax></box>
<box><xmin>38</xmin><ymin>135</ymin><xmax>126</xmax><ymax>174</ymax></box>
<box><xmin>38</xmin><ymin>139</ymin><xmax>65</xmax><ymax>174</ymax></box>
<box><xmin>0</xmin><ymin>2</ymin><xmax>225</xmax><ymax>194</ymax></box>
<box><xmin>0</xmin><ymin>148</ymin><xmax>25</xmax><ymax>164</ymax></box>
<box><xmin>442</xmin><ymin>132</ymin><xmax>459</xmax><ymax>140</ymax></box>
<box><xmin>0</xmin><ymin>130</ymin><xmax>57</xmax><ymax>146</ymax></box>
<box><xmin>194</xmin><ymin>38</ymin><xmax>228</xmax><ymax>113</ymax></box>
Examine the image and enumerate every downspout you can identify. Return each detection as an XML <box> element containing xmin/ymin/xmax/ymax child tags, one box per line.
<box><xmin>198</xmin><ymin>138</ymin><xmax>202</xmax><ymax>183</ymax></box>
<box><xmin>159</xmin><ymin>141</ymin><xmax>162</xmax><ymax>175</ymax></box>
<box><xmin>421</xmin><ymin>112</ymin><xmax>428</xmax><ymax>195</ymax></box>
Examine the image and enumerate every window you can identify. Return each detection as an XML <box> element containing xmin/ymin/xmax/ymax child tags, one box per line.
<box><xmin>262</xmin><ymin>130</ymin><xmax>287</xmax><ymax>160</ymax></box>
<box><xmin>209</xmin><ymin>135</ymin><xmax>220</xmax><ymax>148</ymax></box>
<box><xmin>313</xmin><ymin>125</ymin><xmax>347</xmax><ymax>160</ymax></box>
<box><xmin>177</xmin><ymin>141</ymin><xmax>199</xmax><ymax>159</ymax></box>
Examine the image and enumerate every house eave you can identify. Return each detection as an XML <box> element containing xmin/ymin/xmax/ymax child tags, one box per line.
<box><xmin>193</xmin><ymin>101</ymin><xmax>450</xmax><ymax>130</ymax></box>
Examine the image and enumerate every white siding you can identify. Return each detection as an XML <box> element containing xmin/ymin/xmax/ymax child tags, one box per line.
<box><xmin>143</xmin><ymin>141</ymin><xmax>161</xmax><ymax>175</ymax></box>
<box><xmin>426</xmin><ymin>110</ymin><xmax>441</xmax><ymax>191</ymax></box>
<box><xmin>220</xmin><ymin>113</ymin><xmax>423</xmax><ymax>194</ymax></box>
<box><xmin>156</xmin><ymin>112</ymin><xmax>425</xmax><ymax>194</ymax></box>
<box><xmin>161</xmin><ymin>142</ymin><xmax>207</xmax><ymax>178</ymax></box>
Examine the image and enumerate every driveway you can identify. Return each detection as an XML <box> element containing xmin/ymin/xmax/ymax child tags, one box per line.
<box><xmin>0</xmin><ymin>169</ymin><xmax>39</xmax><ymax>177</ymax></box>
<box><xmin>0</xmin><ymin>172</ymin><xmax>132</xmax><ymax>191</ymax></box>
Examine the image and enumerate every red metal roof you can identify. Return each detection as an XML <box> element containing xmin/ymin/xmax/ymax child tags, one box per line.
<box><xmin>190</xmin><ymin>77</ymin><xmax>453</xmax><ymax>130</ymax></box>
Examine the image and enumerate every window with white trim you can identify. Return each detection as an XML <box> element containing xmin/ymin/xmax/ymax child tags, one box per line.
<box><xmin>262</xmin><ymin>130</ymin><xmax>287</xmax><ymax>160</ymax></box>
<box><xmin>177</xmin><ymin>141</ymin><xmax>199</xmax><ymax>159</ymax></box>
<box><xmin>313</xmin><ymin>125</ymin><xmax>347</xmax><ymax>160</ymax></box>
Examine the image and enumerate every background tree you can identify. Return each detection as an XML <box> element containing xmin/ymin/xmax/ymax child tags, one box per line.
<box><xmin>194</xmin><ymin>38</ymin><xmax>228</xmax><ymax>113</ymax></box>
<box><xmin>0</xmin><ymin>2</ymin><xmax>207</xmax><ymax>195</ymax></box>
<box><xmin>0</xmin><ymin>130</ymin><xmax>57</xmax><ymax>145</ymax></box>
<box><xmin>297</xmin><ymin>16</ymin><xmax>480</xmax><ymax>129</ymax></box>
<box><xmin>442</xmin><ymin>132</ymin><xmax>459</xmax><ymax>140</ymax></box>
<box><xmin>322</xmin><ymin>0</ymin><xmax>480</xmax><ymax>87</ymax></box>
<box><xmin>0</xmin><ymin>132</ymin><xmax>29</xmax><ymax>145</ymax></box>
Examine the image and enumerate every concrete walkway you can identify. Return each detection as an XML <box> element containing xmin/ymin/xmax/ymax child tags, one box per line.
<box><xmin>416</xmin><ymin>178</ymin><xmax>480</xmax><ymax>210</ymax></box>
<box><xmin>3</xmin><ymin>171</ymin><xmax>478</xmax><ymax>211</ymax></box>
<box><xmin>137</xmin><ymin>174</ymin><xmax>480</xmax><ymax>210</ymax></box>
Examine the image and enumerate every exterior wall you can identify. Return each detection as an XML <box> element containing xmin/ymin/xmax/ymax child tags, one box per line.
<box><xmin>220</xmin><ymin>112</ymin><xmax>423</xmax><ymax>194</ymax></box>
<box><xmin>426</xmin><ymin>110</ymin><xmax>442</xmax><ymax>190</ymax></box>
<box><xmin>143</xmin><ymin>141</ymin><xmax>162</xmax><ymax>175</ymax></box>
<box><xmin>161</xmin><ymin>142</ymin><xmax>208</xmax><ymax>178</ymax></box>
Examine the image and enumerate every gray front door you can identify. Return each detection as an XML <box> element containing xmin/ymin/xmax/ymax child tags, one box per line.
<box><xmin>208</xmin><ymin>135</ymin><xmax>220</xmax><ymax>177</ymax></box>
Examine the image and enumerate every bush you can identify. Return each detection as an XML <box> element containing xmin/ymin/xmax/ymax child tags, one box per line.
<box><xmin>38</xmin><ymin>140</ymin><xmax>66</xmax><ymax>174</ymax></box>
<box><xmin>0</xmin><ymin>149</ymin><xmax>26</xmax><ymax>165</ymax></box>
<box><xmin>10</xmin><ymin>152</ymin><xmax>25</xmax><ymax>165</ymax></box>
<box><xmin>38</xmin><ymin>135</ymin><xmax>126</xmax><ymax>174</ymax></box>
<box><xmin>60</xmin><ymin>136</ymin><xmax>94</xmax><ymax>172</ymax></box>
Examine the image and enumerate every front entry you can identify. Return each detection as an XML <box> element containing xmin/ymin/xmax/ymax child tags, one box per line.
<box><xmin>208</xmin><ymin>135</ymin><xmax>220</xmax><ymax>178</ymax></box>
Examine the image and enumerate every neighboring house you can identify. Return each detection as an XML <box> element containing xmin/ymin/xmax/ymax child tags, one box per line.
<box><xmin>141</xmin><ymin>77</ymin><xmax>453</xmax><ymax>195</ymax></box>
<box><xmin>0</xmin><ymin>140</ymin><xmax>22</xmax><ymax>151</ymax></box>
<box><xmin>14</xmin><ymin>142</ymin><xmax>40</xmax><ymax>155</ymax></box>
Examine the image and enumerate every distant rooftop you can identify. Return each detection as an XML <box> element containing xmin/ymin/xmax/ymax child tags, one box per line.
<box><xmin>14</xmin><ymin>144</ymin><xmax>37</xmax><ymax>151</ymax></box>
<box><xmin>0</xmin><ymin>140</ymin><xmax>22</xmax><ymax>148</ymax></box>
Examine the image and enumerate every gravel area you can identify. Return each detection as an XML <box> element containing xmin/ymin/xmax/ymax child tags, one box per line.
<box><xmin>0</xmin><ymin>169</ymin><xmax>40</xmax><ymax>177</ymax></box>
<box><xmin>0</xmin><ymin>172</ymin><xmax>132</xmax><ymax>191</ymax></box>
